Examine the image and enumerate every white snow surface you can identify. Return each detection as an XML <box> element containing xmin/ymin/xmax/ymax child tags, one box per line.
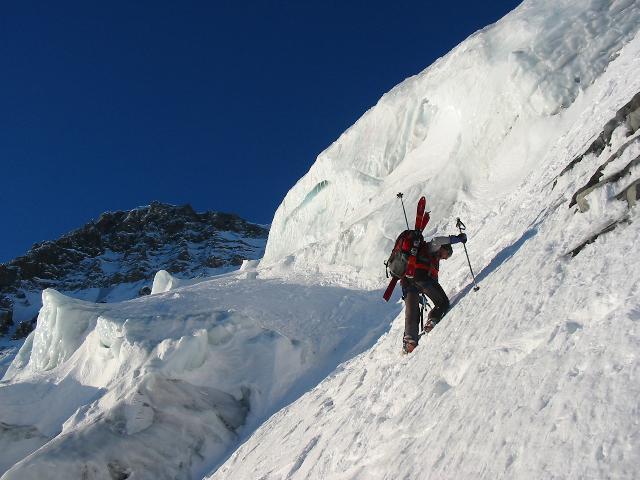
<box><xmin>3</xmin><ymin>0</ymin><xmax>640</xmax><ymax>478</ymax></box>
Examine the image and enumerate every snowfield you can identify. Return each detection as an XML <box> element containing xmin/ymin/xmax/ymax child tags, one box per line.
<box><xmin>2</xmin><ymin>0</ymin><xmax>640</xmax><ymax>478</ymax></box>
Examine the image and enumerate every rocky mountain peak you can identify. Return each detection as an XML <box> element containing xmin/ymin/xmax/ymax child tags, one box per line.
<box><xmin>0</xmin><ymin>202</ymin><xmax>269</xmax><ymax>332</ymax></box>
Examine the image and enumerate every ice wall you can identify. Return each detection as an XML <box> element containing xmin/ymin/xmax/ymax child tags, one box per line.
<box><xmin>261</xmin><ymin>0</ymin><xmax>640</xmax><ymax>287</ymax></box>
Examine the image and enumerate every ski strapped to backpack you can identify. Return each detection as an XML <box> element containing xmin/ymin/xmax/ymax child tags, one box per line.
<box><xmin>383</xmin><ymin>194</ymin><xmax>430</xmax><ymax>301</ymax></box>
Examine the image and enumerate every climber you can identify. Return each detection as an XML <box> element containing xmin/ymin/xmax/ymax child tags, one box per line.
<box><xmin>401</xmin><ymin>233</ymin><xmax>466</xmax><ymax>354</ymax></box>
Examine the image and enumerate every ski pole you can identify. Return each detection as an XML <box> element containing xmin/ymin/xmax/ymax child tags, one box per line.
<box><xmin>397</xmin><ymin>192</ymin><xmax>410</xmax><ymax>230</ymax></box>
<box><xmin>456</xmin><ymin>217</ymin><xmax>480</xmax><ymax>291</ymax></box>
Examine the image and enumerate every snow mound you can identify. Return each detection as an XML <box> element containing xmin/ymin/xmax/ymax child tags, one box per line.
<box><xmin>150</xmin><ymin>269</ymin><xmax>205</xmax><ymax>294</ymax></box>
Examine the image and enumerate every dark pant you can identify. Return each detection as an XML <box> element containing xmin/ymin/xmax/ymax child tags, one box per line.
<box><xmin>401</xmin><ymin>277</ymin><xmax>450</xmax><ymax>343</ymax></box>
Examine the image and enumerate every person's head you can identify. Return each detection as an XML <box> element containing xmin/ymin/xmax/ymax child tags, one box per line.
<box><xmin>439</xmin><ymin>244</ymin><xmax>453</xmax><ymax>260</ymax></box>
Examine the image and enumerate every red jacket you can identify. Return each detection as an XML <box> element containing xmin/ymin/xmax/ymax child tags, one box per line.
<box><xmin>414</xmin><ymin>236</ymin><xmax>451</xmax><ymax>280</ymax></box>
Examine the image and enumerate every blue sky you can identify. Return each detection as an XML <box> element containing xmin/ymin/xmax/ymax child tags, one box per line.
<box><xmin>1</xmin><ymin>1</ymin><xmax>521</xmax><ymax>262</ymax></box>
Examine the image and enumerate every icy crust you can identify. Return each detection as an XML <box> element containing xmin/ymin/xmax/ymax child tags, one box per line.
<box><xmin>261</xmin><ymin>0</ymin><xmax>640</xmax><ymax>286</ymax></box>
<box><xmin>0</xmin><ymin>273</ymin><xmax>400</xmax><ymax>479</ymax></box>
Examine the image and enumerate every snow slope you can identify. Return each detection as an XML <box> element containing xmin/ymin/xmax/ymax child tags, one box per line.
<box><xmin>209</xmin><ymin>1</ymin><xmax>640</xmax><ymax>478</ymax></box>
<box><xmin>3</xmin><ymin>0</ymin><xmax>640</xmax><ymax>478</ymax></box>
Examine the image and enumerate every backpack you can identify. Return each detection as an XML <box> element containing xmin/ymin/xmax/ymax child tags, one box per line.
<box><xmin>385</xmin><ymin>229</ymin><xmax>423</xmax><ymax>279</ymax></box>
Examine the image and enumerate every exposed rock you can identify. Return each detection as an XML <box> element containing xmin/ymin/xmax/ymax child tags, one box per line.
<box><xmin>138</xmin><ymin>286</ymin><xmax>152</xmax><ymax>297</ymax></box>
<box><xmin>11</xmin><ymin>320</ymin><xmax>34</xmax><ymax>340</ymax></box>
<box><xmin>0</xmin><ymin>265</ymin><xmax>19</xmax><ymax>288</ymax></box>
<box><xmin>0</xmin><ymin>309</ymin><xmax>13</xmax><ymax>336</ymax></box>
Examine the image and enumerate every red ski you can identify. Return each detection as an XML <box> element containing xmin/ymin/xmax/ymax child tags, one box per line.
<box><xmin>419</xmin><ymin>210</ymin><xmax>430</xmax><ymax>231</ymax></box>
<box><xmin>405</xmin><ymin>196</ymin><xmax>426</xmax><ymax>279</ymax></box>
<box><xmin>382</xmin><ymin>277</ymin><xmax>398</xmax><ymax>302</ymax></box>
<box><xmin>415</xmin><ymin>196</ymin><xmax>425</xmax><ymax>229</ymax></box>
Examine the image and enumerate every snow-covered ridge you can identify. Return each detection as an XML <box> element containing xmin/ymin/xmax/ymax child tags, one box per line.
<box><xmin>261</xmin><ymin>0</ymin><xmax>640</xmax><ymax>288</ymax></box>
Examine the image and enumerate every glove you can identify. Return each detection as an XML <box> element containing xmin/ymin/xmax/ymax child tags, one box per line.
<box><xmin>449</xmin><ymin>233</ymin><xmax>467</xmax><ymax>244</ymax></box>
